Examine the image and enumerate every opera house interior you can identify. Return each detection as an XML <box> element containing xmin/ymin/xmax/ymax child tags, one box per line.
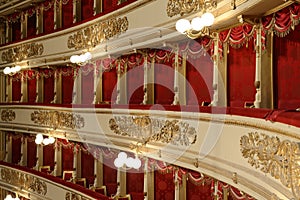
<box><xmin>0</xmin><ymin>0</ymin><xmax>300</xmax><ymax>199</ymax></box>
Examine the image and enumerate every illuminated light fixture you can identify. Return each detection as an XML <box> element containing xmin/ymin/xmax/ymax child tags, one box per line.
<box><xmin>176</xmin><ymin>12</ymin><xmax>214</xmax><ymax>39</ymax></box>
<box><xmin>70</xmin><ymin>52</ymin><xmax>92</xmax><ymax>66</ymax></box>
<box><xmin>3</xmin><ymin>65</ymin><xmax>21</xmax><ymax>76</ymax></box>
<box><xmin>4</xmin><ymin>194</ymin><xmax>20</xmax><ymax>200</ymax></box>
<box><xmin>114</xmin><ymin>152</ymin><xmax>141</xmax><ymax>169</ymax></box>
<box><xmin>35</xmin><ymin>133</ymin><xmax>55</xmax><ymax>145</ymax></box>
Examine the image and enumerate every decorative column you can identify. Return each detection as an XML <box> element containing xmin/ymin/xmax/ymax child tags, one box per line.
<box><xmin>6</xmin><ymin>76</ymin><xmax>12</xmax><ymax>103</ymax></box>
<box><xmin>92</xmin><ymin>64</ymin><xmax>99</xmax><ymax>104</ymax></box>
<box><xmin>0</xmin><ymin>131</ymin><xmax>6</xmax><ymax>160</ymax></box>
<box><xmin>254</xmin><ymin>24</ymin><xmax>262</xmax><ymax>108</ymax></box>
<box><xmin>143</xmin><ymin>157</ymin><xmax>148</xmax><ymax>200</ymax></box>
<box><xmin>34</xmin><ymin>144</ymin><xmax>43</xmax><ymax>170</ymax></box>
<box><xmin>93</xmin><ymin>151</ymin><xmax>103</xmax><ymax>187</ymax></box>
<box><xmin>212</xmin><ymin>32</ymin><xmax>219</xmax><ymax>106</ymax></box>
<box><xmin>35</xmin><ymin>73</ymin><xmax>41</xmax><ymax>103</ymax></box>
<box><xmin>51</xmin><ymin>69</ymin><xmax>58</xmax><ymax>103</ymax></box>
<box><xmin>116</xmin><ymin>61</ymin><xmax>121</xmax><ymax>104</ymax></box>
<box><xmin>4</xmin><ymin>134</ymin><xmax>12</xmax><ymax>163</ymax></box>
<box><xmin>0</xmin><ymin>74</ymin><xmax>6</xmax><ymax>102</ymax></box>
<box><xmin>172</xmin><ymin>45</ymin><xmax>180</xmax><ymax>105</ymax></box>
<box><xmin>73</xmin><ymin>0</ymin><xmax>77</xmax><ymax>23</ymax></box>
<box><xmin>179</xmin><ymin>173</ymin><xmax>187</xmax><ymax>200</ymax></box>
<box><xmin>73</xmin><ymin>146</ymin><xmax>78</xmax><ymax>180</ymax></box>
<box><xmin>53</xmin><ymin>141</ymin><xmax>62</xmax><ymax>176</ymax></box>
<box><xmin>18</xmin><ymin>136</ymin><xmax>27</xmax><ymax>166</ymax></box>
<box><xmin>72</xmin><ymin>67</ymin><xmax>81</xmax><ymax>104</ymax></box>
<box><xmin>174</xmin><ymin>168</ymin><xmax>180</xmax><ymax>200</ymax></box>
<box><xmin>142</xmin><ymin>54</ymin><xmax>148</xmax><ymax>105</ymax></box>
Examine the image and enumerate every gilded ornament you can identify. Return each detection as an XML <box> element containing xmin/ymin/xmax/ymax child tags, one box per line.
<box><xmin>31</xmin><ymin>110</ymin><xmax>84</xmax><ymax>129</ymax></box>
<box><xmin>0</xmin><ymin>168</ymin><xmax>47</xmax><ymax>195</ymax></box>
<box><xmin>240</xmin><ymin>132</ymin><xmax>300</xmax><ymax>199</ymax></box>
<box><xmin>166</xmin><ymin>0</ymin><xmax>217</xmax><ymax>17</ymax></box>
<box><xmin>109</xmin><ymin>115</ymin><xmax>197</xmax><ymax>146</ymax></box>
<box><xmin>68</xmin><ymin>17</ymin><xmax>128</xmax><ymax>50</ymax></box>
<box><xmin>1</xmin><ymin>109</ymin><xmax>16</xmax><ymax>121</ymax></box>
<box><xmin>65</xmin><ymin>192</ymin><xmax>90</xmax><ymax>200</ymax></box>
<box><xmin>1</xmin><ymin>43</ymin><xmax>44</xmax><ymax>63</ymax></box>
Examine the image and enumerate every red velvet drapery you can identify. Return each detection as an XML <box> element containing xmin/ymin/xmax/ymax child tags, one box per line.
<box><xmin>27</xmin><ymin>12</ymin><xmax>36</xmax><ymax>38</ymax></box>
<box><xmin>227</xmin><ymin>38</ymin><xmax>256</xmax><ymax>107</ymax></box>
<box><xmin>42</xmin><ymin>69</ymin><xmax>54</xmax><ymax>103</ymax></box>
<box><xmin>11</xmin><ymin>136</ymin><xmax>21</xmax><ymax>164</ymax></box>
<box><xmin>43</xmin><ymin>1</ymin><xmax>54</xmax><ymax>34</ymax></box>
<box><xmin>27</xmin><ymin>138</ymin><xmax>37</xmax><ymax>168</ymax></box>
<box><xmin>61</xmin><ymin>67</ymin><xmax>74</xmax><ymax>104</ymax></box>
<box><xmin>186</xmin><ymin>172</ymin><xmax>213</xmax><ymax>200</ymax></box>
<box><xmin>27</xmin><ymin>70</ymin><xmax>37</xmax><ymax>103</ymax></box>
<box><xmin>62</xmin><ymin>146</ymin><xmax>74</xmax><ymax>171</ymax></box>
<box><xmin>81</xmin><ymin>149</ymin><xmax>95</xmax><ymax>187</ymax></box>
<box><xmin>11</xmin><ymin>75</ymin><xmax>22</xmax><ymax>102</ymax></box>
<box><xmin>103</xmin><ymin>155</ymin><xmax>118</xmax><ymax>196</ymax></box>
<box><xmin>154</xmin><ymin>171</ymin><xmax>175</xmax><ymax>200</ymax></box>
<box><xmin>81</xmin><ymin>0</ymin><xmax>94</xmax><ymax>21</ymax></box>
<box><xmin>126</xmin><ymin>166</ymin><xmax>144</xmax><ymax>197</ymax></box>
<box><xmin>102</xmin><ymin>66</ymin><xmax>117</xmax><ymax>103</ymax></box>
<box><xmin>62</xmin><ymin>0</ymin><xmax>73</xmax><ymax>28</ymax></box>
<box><xmin>81</xmin><ymin>64</ymin><xmax>94</xmax><ymax>104</ymax></box>
<box><xmin>43</xmin><ymin>144</ymin><xmax>55</xmax><ymax>170</ymax></box>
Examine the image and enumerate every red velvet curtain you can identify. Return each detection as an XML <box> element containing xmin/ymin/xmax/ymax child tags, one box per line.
<box><xmin>62</xmin><ymin>146</ymin><xmax>74</xmax><ymax>171</ymax></box>
<box><xmin>27</xmin><ymin>139</ymin><xmax>37</xmax><ymax>168</ymax></box>
<box><xmin>62</xmin><ymin>0</ymin><xmax>73</xmax><ymax>28</ymax></box>
<box><xmin>154</xmin><ymin>171</ymin><xmax>175</xmax><ymax>200</ymax></box>
<box><xmin>126</xmin><ymin>167</ymin><xmax>144</xmax><ymax>195</ymax></box>
<box><xmin>154</xmin><ymin>63</ymin><xmax>174</xmax><ymax>105</ymax></box>
<box><xmin>43</xmin><ymin>71</ymin><xmax>54</xmax><ymax>104</ymax></box>
<box><xmin>103</xmin><ymin>0</ymin><xmax>118</xmax><ymax>12</ymax></box>
<box><xmin>12</xmin><ymin>21</ymin><xmax>21</xmax><ymax>42</ymax></box>
<box><xmin>62</xmin><ymin>67</ymin><xmax>74</xmax><ymax>104</ymax></box>
<box><xmin>186</xmin><ymin>51</ymin><xmax>213</xmax><ymax>105</ymax></box>
<box><xmin>81</xmin><ymin>0</ymin><xmax>94</xmax><ymax>21</ymax></box>
<box><xmin>43</xmin><ymin>1</ymin><xmax>54</xmax><ymax>34</ymax></box>
<box><xmin>11</xmin><ymin>137</ymin><xmax>21</xmax><ymax>164</ymax></box>
<box><xmin>227</xmin><ymin>38</ymin><xmax>256</xmax><ymax>107</ymax></box>
<box><xmin>102</xmin><ymin>67</ymin><xmax>117</xmax><ymax>103</ymax></box>
<box><xmin>81</xmin><ymin>150</ymin><xmax>94</xmax><ymax>187</ymax></box>
<box><xmin>127</xmin><ymin>65</ymin><xmax>144</xmax><ymax>104</ymax></box>
<box><xmin>27</xmin><ymin>12</ymin><xmax>36</xmax><ymax>38</ymax></box>
<box><xmin>27</xmin><ymin>70</ymin><xmax>37</xmax><ymax>103</ymax></box>
<box><xmin>43</xmin><ymin>144</ymin><xmax>55</xmax><ymax>170</ymax></box>
<box><xmin>186</xmin><ymin>173</ymin><xmax>213</xmax><ymax>200</ymax></box>
<box><xmin>12</xmin><ymin>77</ymin><xmax>22</xmax><ymax>102</ymax></box>
<box><xmin>81</xmin><ymin>64</ymin><xmax>94</xmax><ymax>104</ymax></box>
<box><xmin>274</xmin><ymin>24</ymin><xmax>300</xmax><ymax>109</ymax></box>
<box><xmin>103</xmin><ymin>156</ymin><xmax>118</xmax><ymax>196</ymax></box>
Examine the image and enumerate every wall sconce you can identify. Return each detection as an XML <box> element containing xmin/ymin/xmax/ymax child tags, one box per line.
<box><xmin>70</xmin><ymin>52</ymin><xmax>92</xmax><ymax>66</ymax></box>
<box><xmin>176</xmin><ymin>12</ymin><xmax>214</xmax><ymax>39</ymax></box>
<box><xmin>114</xmin><ymin>152</ymin><xmax>142</xmax><ymax>169</ymax></box>
<box><xmin>35</xmin><ymin>133</ymin><xmax>55</xmax><ymax>145</ymax></box>
<box><xmin>3</xmin><ymin>65</ymin><xmax>21</xmax><ymax>76</ymax></box>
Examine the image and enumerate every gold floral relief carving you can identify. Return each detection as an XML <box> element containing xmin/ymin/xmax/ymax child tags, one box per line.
<box><xmin>166</xmin><ymin>0</ymin><xmax>217</xmax><ymax>17</ymax></box>
<box><xmin>109</xmin><ymin>115</ymin><xmax>197</xmax><ymax>146</ymax></box>
<box><xmin>31</xmin><ymin>110</ymin><xmax>84</xmax><ymax>129</ymax></box>
<box><xmin>1</xmin><ymin>43</ymin><xmax>44</xmax><ymax>63</ymax></box>
<box><xmin>68</xmin><ymin>16</ymin><xmax>128</xmax><ymax>50</ymax></box>
<box><xmin>240</xmin><ymin>132</ymin><xmax>300</xmax><ymax>199</ymax></box>
<box><xmin>0</xmin><ymin>168</ymin><xmax>47</xmax><ymax>195</ymax></box>
<box><xmin>1</xmin><ymin>109</ymin><xmax>16</xmax><ymax>122</ymax></box>
<box><xmin>65</xmin><ymin>192</ymin><xmax>91</xmax><ymax>200</ymax></box>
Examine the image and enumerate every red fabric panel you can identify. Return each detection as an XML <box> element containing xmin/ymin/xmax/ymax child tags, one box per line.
<box><xmin>62</xmin><ymin>0</ymin><xmax>73</xmax><ymax>28</ymax></box>
<box><xmin>186</xmin><ymin>53</ymin><xmax>213</xmax><ymax>105</ymax></box>
<box><xmin>186</xmin><ymin>180</ymin><xmax>213</xmax><ymax>200</ymax></box>
<box><xmin>81</xmin><ymin>0</ymin><xmax>94</xmax><ymax>21</ymax></box>
<box><xmin>12</xmin><ymin>137</ymin><xmax>21</xmax><ymax>164</ymax></box>
<box><xmin>103</xmin><ymin>0</ymin><xmax>118</xmax><ymax>12</ymax></box>
<box><xmin>43</xmin><ymin>4</ymin><xmax>54</xmax><ymax>34</ymax></box>
<box><xmin>274</xmin><ymin>25</ymin><xmax>300</xmax><ymax>109</ymax></box>
<box><xmin>12</xmin><ymin>21</ymin><xmax>21</xmax><ymax>42</ymax></box>
<box><xmin>227</xmin><ymin>39</ymin><xmax>256</xmax><ymax>107</ymax></box>
<box><xmin>103</xmin><ymin>156</ymin><xmax>117</xmax><ymax>196</ymax></box>
<box><xmin>102</xmin><ymin>68</ymin><xmax>117</xmax><ymax>103</ymax></box>
<box><xmin>43</xmin><ymin>144</ymin><xmax>54</xmax><ymax>170</ymax></box>
<box><xmin>81</xmin><ymin>72</ymin><xmax>94</xmax><ymax>104</ymax></box>
<box><xmin>154</xmin><ymin>64</ymin><xmax>174</xmax><ymax>105</ymax></box>
<box><xmin>127</xmin><ymin>66</ymin><xmax>144</xmax><ymax>104</ymax></box>
<box><xmin>154</xmin><ymin>171</ymin><xmax>175</xmax><ymax>200</ymax></box>
<box><xmin>27</xmin><ymin>77</ymin><xmax>37</xmax><ymax>103</ymax></box>
<box><xmin>81</xmin><ymin>150</ymin><xmax>94</xmax><ymax>186</ymax></box>
<box><xmin>27</xmin><ymin>13</ymin><xmax>36</xmax><ymax>38</ymax></box>
<box><xmin>62</xmin><ymin>74</ymin><xmax>74</xmax><ymax>104</ymax></box>
<box><xmin>126</xmin><ymin>169</ymin><xmax>144</xmax><ymax>194</ymax></box>
<box><xmin>12</xmin><ymin>79</ymin><xmax>21</xmax><ymax>102</ymax></box>
<box><xmin>62</xmin><ymin>147</ymin><xmax>74</xmax><ymax>171</ymax></box>
<box><xmin>43</xmin><ymin>76</ymin><xmax>54</xmax><ymax>103</ymax></box>
<box><xmin>27</xmin><ymin>139</ymin><xmax>37</xmax><ymax>168</ymax></box>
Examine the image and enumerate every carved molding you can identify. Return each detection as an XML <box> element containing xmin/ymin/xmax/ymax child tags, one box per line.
<box><xmin>0</xmin><ymin>167</ymin><xmax>47</xmax><ymax>195</ymax></box>
<box><xmin>166</xmin><ymin>0</ymin><xmax>217</xmax><ymax>17</ymax></box>
<box><xmin>65</xmin><ymin>192</ymin><xmax>90</xmax><ymax>200</ymax></box>
<box><xmin>1</xmin><ymin>43</ymin><xmax>44</xmax><ymax>63</ymax></box>
<box><xmin>31</xmin><ymin>110</ymin><xmax>85</xmax><ymax>129</ymax></box>
<box><xmin>68</xmin><ymin>16</ymin><xmax>129</xmax><ymax>50</ymax></box>
<box><xmin>109</xmin><ymin>115</ymin><xmax>197</xmax><ymax>146</ymax></box>
<box><xmin>1</xmin><ymin>109</ymin><xmax>16</xmax><ymax>122</ymax></box>
<box><xmin>240</xmin><ymin>132</ymin><xmax>300</xmax><ymax>199</ymax></box>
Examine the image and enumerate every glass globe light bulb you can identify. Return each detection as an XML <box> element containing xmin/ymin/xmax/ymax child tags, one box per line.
<box><xmin>191</xmin><ymin>17</ymin><xmax>204</xmax><ymax>31</ymax></box>
<box><xmin>202</xmin><ymin>12</ymin><xmax>215</xmax><ymax>26</ymax></box>
<box><xmin>176</xmin><ymin>19</ymin><xmax>191</xmax><ymax>34</ymax></box>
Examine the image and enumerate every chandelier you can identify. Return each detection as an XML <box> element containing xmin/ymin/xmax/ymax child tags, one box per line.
<box><xmin>173</xmin><ymin>0</ymin><xmax>217</xmax><ymax>39</ymax></box>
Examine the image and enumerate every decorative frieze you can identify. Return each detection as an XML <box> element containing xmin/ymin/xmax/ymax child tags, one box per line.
<box><xmin>68</xmin><ymin>16</ymin><xmax>129</xmax><ymax>50</ymax></box>
<box><xmin>65</xmin><ymin>192</ymin><xmax>90</xmax><ymax>200</ymax></box>
<box><xmin>109</xmin><ymin>115</ymin><xmax>197</xmax><ymax>146</ymax></box>
<box><xmin>1</xmin><ymin>43</ymin><xmax>44</xmax><ymax>63</ymax></box>
<box><xmin>31</xmin><ymin>110</ymin><xmax>84</xmax><ymax>129</ymax></box>
<box><xmin>0</xmin><ymin>167</ymin><xmax>47</xmax><ymax>195</ymax></box>
<box><xmin>1</xmin><ymin>109</ymin><xmax>15</xmax><ymax>122</ymax></box>
<box><xmin>240</xmin><ymin>132</ymin><xmax>300</xmax><ymax>199</ymax></box>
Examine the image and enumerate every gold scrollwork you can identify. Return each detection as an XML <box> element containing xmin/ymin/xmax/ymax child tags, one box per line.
<box><xmin>1</xmin><ymin>43</ymin><xmax>44</xmax><ymax>63</ymax></box>
<box><xmin>68</xmin><ymin>16</ymin><xmax>128</xmax><ymax>50</ymax></box>
<box><xmin>166</xmin><ymin>0</ymin><xmax>217</xmax><ymax>17</ymax></box>
<box><xmin>1</xmin><ymin>109</ymin><xmax>16</xmax><ymax>122</ymax></box>
<box><xmin>65</xmin><ymin>192</ymin><xmax>90</xmax><ymax>200</ymax></box>
<box><xmin>240</xmin><ymin>132</ymin><xmax>300</xmax><ymax>199</ymax></box>
<box><xmin>0</xmin><ymin>168</ymin><xmax>47</xmax><ymax>195</ymax></box>
<box><xmin>31</xmin><ymin>110</ymin><xmax>84</xmax><ymax>129</ymax></box>
<box><xmin>109</xmin><ymin>116</ymin><xmax>197</xmax><ymax>146</ymax></box>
